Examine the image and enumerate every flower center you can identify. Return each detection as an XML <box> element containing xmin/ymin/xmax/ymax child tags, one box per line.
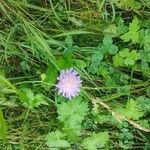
<box><xmin>65</xmin><ymin>77</ymin><xmax>74</xmax><ymax>89</ymax></box>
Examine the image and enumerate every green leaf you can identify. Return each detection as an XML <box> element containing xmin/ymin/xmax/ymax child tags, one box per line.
<box><xmin>57</xmin><ymin>97</ymin><xmax>88</xmax><ymax>125</ymax></box>
<box><xmin>136</xmin><ymin>96</ymin><xmax>150</xmax><ymax>112</ymax></box>
<box><xmin>121</xmin><ymin>17</ymin><xmax>140</xmax><ymax>44</ymax></box>
<box><xmin>21</xmin><ymin>88</ymin><xmax>48</xmax><ymax>109</ymax></box>
<box><xmin>82</xmin><ymin>132</ymin><xmax>109</xmax><ymax>150</ymax></box>
<box><xmin>92</xmin><ymin>51</ymin><xmax>103</xmax><ymax>62</ymax></box>
<box><xmin>20</xmin><ymin>61</ymin><xmax>29</xmax><ymax>71</ymax></box>
<box><xmin>46</xmin><ymin>130</ymin><xmax>70</xmax><ymax>150</ymax></box>
<box><xmin>31</xmin><ymin>94</ymin><xmax>48</xmax><ymax>107</ymax></box>
<box><xmin>117</xmin><ymin>85</ymin><xmax>130</xmax><ymax>96</ymax></box>
<box><xmin>113</xmin><ymin>48</ymin><xmax>140</xmax><ymax>67</ymax></box>
<box><xmin>22</xmin><ymin>87</ymin><xmax>34</xmax><ymax>100</ymax></box>
<box><xmin>97</xmin><ymin>62</ymin><xmax>109</xmax><ymax>78</ymax></box>
<box><xmin>41</xmin><ymin>64</ymin><xmax>58</xmax><ymax>91</ymax></box>
<box><xmin>101</xmin><ymin>35</ymin><xmax>118</xmax><ymax>55</ymax></box>
<box><xmin>57</xmin><ymin>97</ymin><xmax>88</xmax><ymax>136</ymax></box>
<box><xmin>121</xmin><ymin>99</ymin><xmax>144</xmax><ymax>120</ymax></box>
<box><xmin>103</xmin><ymin>35</ymin><xmax>113</xmax><ymax>45</ymax></box>
<box><xmin>109</xmin><ymin>44</ymin><xmax>119</xmax><ymax>55</ymax></box>
<box><xmin>57</xmin><ymin>54</ymin><xmax>74</xmax><ymax>70</ymax></box>
<box><xmin>116</xmin><ymin>17</ymin><xmax>128</xmax><ymax>35</ymax></box>
<box><xmin>74</xmin><ymin>59</ymin><xmax>86</xmax><ymax>69</ymax></box>
<box><xmin>113</xmin><ymin>54</ymin><xmax>124</xmax><ymax>67</ymax></box>
<box><xmin>65</xmin><ymin>36</ymin><xmax>73</xmax><ymax>48</ymax></box>
<box><xmin>88</xmin><ymin>62</ymin><xmax>99</xmax><ymax>74</ymax></box>
<box><xmin>0</xmin><ymin>109</ymin><xmax>7</xmax><ymax>140</ymax></box>
<box><xmin>93</xmin><ymin>114</ymin><xmax>113</xmax><ymax>124</ymax></box>
<box><xmin>62</xmin><ymin>127</ymin><xmax>81</xmax><ymax>141</ymax></box>
<box><xmin>141</xmin><ymin>29</ymin><xmax>150</xmax><ymax>53</ymax></box>
<box><xmin>125</xmin><ymin>50</ymin><xmax>140</xmax><ymax>65</ymax></box>
<box><xmin>124</xmin><ymin>57</ymin><xmax>135</xmax><ymax>66</ymax></box>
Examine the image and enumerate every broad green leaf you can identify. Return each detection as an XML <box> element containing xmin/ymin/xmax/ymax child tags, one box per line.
<box><xmin>57</xmin><ymin>97</ymin><xmax>88</xmax><ymax>136</ymax></box>
<box><xmin>57</xmin><ymin>54</ymin><xmax>74</xmax><ymax>70</ymax></box>
<box><xmin>74</xmin><ymin>59</ymin><xmax>86</xmax><ymax>69</ymax></box>
<box><xmin>21</xmin><ymin>88</ymin><xmax>48</xmax><ymax>109</ymax></box>
<box><xmin>22</xmin><ymin>87</ymin><xmax>34</xmax><ymax>101</ymax></box>
<box><xmin>116</xmin><ymin>17</ymin><xmax>128</xmax><ymax>35</ymax></box>
<box><xmin>31</xmin><ymin>94</ymin><xmax>48</xmax><ymax>107</ymax></box>
<box><xmin>93</xmin><ymin>114</ymin><xmax>113</xmax><ymax>124</ymax></box>
<box><xmin>57</xmin><ymin>97</ymin><xmax>88</xmax><ymax>126</ymax></box>
<box><xmin>41</xmin><ymin>64</ymin><xmax>58</xmax><ymax>91</ymax></box>
<box><xmin>82</xmin><ymin>132</ymin><xmax>109</xmax><ymax>150</ymax></box>
<box><xmin>113</xmin><ymin>54</ymin><xmax>124</xmax><ymax>67</ymax></box>
<box><xmin>121</xmin><ymin>17</ymin><xmax>140</xmax><ymax>44</ymax></box>
<box><xmin>0</xmin><ymin>109</ymin><xmax>7</xmax><ymax>140</ymax></box>
<box><xmin>113</xmin><ymin>48</ymin><xmax>140</xmax><ymax>67</ymax></box>
<box><xmin>122</xmin><ymin>99</ymin><xmax>144</xmax><ymax>120</ymax></box>
<box><xmin>46</xmin><ymin>130</ymin><xmax>70</xmax><ymax>150</ymax></box>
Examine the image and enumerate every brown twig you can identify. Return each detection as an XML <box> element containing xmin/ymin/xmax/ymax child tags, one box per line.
<box><xmin>93</xmin><ymin>98</ymin><xmax>150</xmax><ymax>133</ymax></box>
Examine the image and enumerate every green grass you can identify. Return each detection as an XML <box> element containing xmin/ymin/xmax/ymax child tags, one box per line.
<box><xmin>0</xmin><ymin>0</ymin><xmax>150</xmax><ymax>149</ymax></box>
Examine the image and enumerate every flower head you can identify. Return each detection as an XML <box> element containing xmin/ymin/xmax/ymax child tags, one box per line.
<box><xmin>56</xmin><ymin>68</ymin><xmax>82</xmax><ymax>99</ymax></box>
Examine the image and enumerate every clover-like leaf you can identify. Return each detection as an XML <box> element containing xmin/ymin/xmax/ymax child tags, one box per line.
<box><xmin>101</xmin><ymin>35</ymin><xmax>118</xmax><ymax>55</ymax></box>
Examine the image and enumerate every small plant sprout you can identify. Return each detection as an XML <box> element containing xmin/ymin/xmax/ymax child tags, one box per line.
<box><xmin>56</xmin><ymin>68</ymin><xmax>82</xmax><ymax>100</ymax></box>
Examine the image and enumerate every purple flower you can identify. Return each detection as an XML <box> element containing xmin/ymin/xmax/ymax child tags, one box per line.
<box><xmin>56</xmin><ymin>68</ymin><xmax>82</xmax><ymax>99</ymax></box>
